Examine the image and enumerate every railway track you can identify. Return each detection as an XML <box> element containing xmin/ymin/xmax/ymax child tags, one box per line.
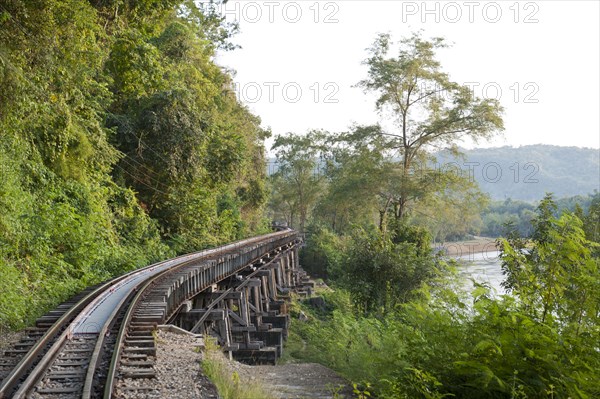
<box><xmin>0</xmin><ymin>230</ymin><xmax>299</xmax><ymax>399</ymax></box>
<box><xmin>0</xmin><ymin>287</ymin><xmax>97</xmax><ymax>382</ymax></box>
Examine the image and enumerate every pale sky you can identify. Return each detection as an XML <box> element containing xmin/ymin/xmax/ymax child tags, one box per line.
<box><xmin>214</xmin><ymin>0</ymin><xmax>600</xmax><ymax>151</ymax></box>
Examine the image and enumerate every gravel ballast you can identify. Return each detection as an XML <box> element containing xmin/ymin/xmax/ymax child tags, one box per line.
<box><xmin>116</xmin><ymin>330</ymin><xmax>218</xmax><ymax>399</ymax></box>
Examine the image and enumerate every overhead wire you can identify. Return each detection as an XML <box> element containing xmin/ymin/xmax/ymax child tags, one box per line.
<box><xmin>118</xmin><ymin>154</ymin><xmax>170</xmax><ymax>191</ymax></box>
<box><xmin>113</xmin><ymin>163</ymin><xmax>169</xmax><ymax>196</ymax></box>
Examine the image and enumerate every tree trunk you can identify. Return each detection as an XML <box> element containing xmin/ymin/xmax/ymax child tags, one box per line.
<box><xmin>395</xmin><ymin>197</ymin><xmax>407</xmax><ymax>221</ymax></box>
<box><xmin>379</xmin><ymin>197</ymin><xmax>392</xmax><ymax>232</ymax></box>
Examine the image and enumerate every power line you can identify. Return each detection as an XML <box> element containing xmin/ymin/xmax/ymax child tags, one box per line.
<box><xmin>118</xmin><ymin>154</ymin><xmax>170</xmax><ymax>190</ymax></box>
<box><xmin>0</xmin><ymin>5</ymin><xmax>30</xmax><ymax>38</ymax></box>
<box><xmin>0</xmin><ymin>5</ymin><xmax>170</xmax><ymax>184</ymax></box>
<box><xmin>113</xmin><ymin>163</ymin><xmax>169</xmax><ymax>196</ymax></box>
<box><xmin>2</xmin><ymin>5</ymin><xmax>183</xmax><ymax>199</ymax></box>
<box><xmin>124</xmin><ymin>131</ymin><xmax>173</xmax><ymax>166</ymax></box>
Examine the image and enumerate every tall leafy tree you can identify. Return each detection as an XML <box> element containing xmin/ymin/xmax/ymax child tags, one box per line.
<box><xmin>103</xmin><ymin>2</ymin><xmax>269</xmax><ymax>250</ymax></box>
<box><xmin>316</xmin><ymin>125</ymin><xmax>394</xmax><ymax>233</ymax></box>
<box><xmin>270</xmin><ymin>131</ymin><xmax>326</xmax><ymax>231</ymax></box>
<box><xmin>358</xmin><ymin>32</ymin><xmax>504</xmax><ymax>223</ymax></box>
<box><xmin>314</xmin><ymin>124</ymin><xmax>489</xmax><ymax>239</ymax></box>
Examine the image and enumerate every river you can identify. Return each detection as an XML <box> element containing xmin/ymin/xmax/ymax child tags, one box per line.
<box><xmin>455</xmin><ymin>250</ymin><xmax>506</xmax><ymax>294</ymax></box>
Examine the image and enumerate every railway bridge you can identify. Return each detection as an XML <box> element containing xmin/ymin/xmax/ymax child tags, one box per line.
<box><xmin>0</xmin><ymin>229</ymin><xmax>308</xmax><ymax>398</ymax></box>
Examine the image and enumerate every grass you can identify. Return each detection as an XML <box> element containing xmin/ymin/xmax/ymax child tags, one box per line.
<box><xmin>277</xmin><ymin>327</ymin><xmax>306</xmax><ymax>364</ymax></box>
<box><xmin>201</xmin><ymin>338</ymin><xmax>276</xmax><ymax>399</ymax></box>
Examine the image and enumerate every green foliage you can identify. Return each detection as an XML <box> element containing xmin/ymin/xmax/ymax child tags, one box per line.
<box><xmin>409</xmin><ymin>170</ymin><xmax>490</xmax><ymax>242</ymax></box>
<box><xmin>290</xmin><ymin>282</ymin><xmax>599</xmax><ymax>398</ymax></box>
<box><xmin>289</xmin><ymin>194</ymin><xmax>599</xmax><ymax>398</ymax></box>
<box><xmin>357</xmin><ymin>32</ymin><xmax>503</xmax><ymax>221</ymax></box>
<box><xmin>0</xmin><ymin>0</ymin><xmax>172</xmax><ymax>329</ymax></box>
<box><xmin>338</xmin><ymin>227</ymin><xmax>440</xmax><ymax>313</ymax></box>
<box><xmin>271</xmin><ymin>123</ymin><xmax>492</xmax><ymax>241</ymax></box>
<box><xmin>299</xmin><ymin>225</ymin><xmax>345</xmax><ymax>279</ymax></box>
<box><xmin>0</xmin><ymin>135</ymin><xmax>168</xmax><ymax>330</ymax></box>
<box><xmin>481</xmin><ymin>198</ymin><xmax>537</xmax><ymax>238</ymax></box>
<box><xmin>270</xmin><ymin>131</ymin><xmax>327</xmax><ymax>231</ymax></box>
<box><xmin>106</xmin><ymin>10</ymin><xmax>268</xmax><ymax>251</ymax></box>
<box><xmin>582</xmin><ymin>192</ymin><xmax>600</xmax><ymax>246</ymax></box>
<box><xmin>301</xmin><ymin>225</ymin><xmax>440</xmax><ymax>314</ymax></box>
<box><xmin>202</xmin><ymin>338</ymin><xmax>275</xmax><ymax>399</ymax></box>
<box><xmin>0</xmin><ymin>0</ymin><xmax>268</xmax><ymax>330</ymax></box>
<box><xmin>390</xmin><ymin>220</ymin><xmax>432</xmax><ymax>253</ymax></box>
<box><xmin>499</xmin><ymin>195</ymin><xmax>600</xmax><ymax>335</ymax></box>
<box><xmin>314</xmin><ymin>125</ymin><xmax>394</xmax><ymax>233</ymax></box>
<box><xmin>479</xmin><ymin>194</ymin><xmax>595</xmax><ymax>238</ymax></box>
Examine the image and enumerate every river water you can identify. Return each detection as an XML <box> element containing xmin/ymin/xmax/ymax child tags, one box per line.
<box><xmin>455</xmin><ymin>250</ymin><xmax>506</xmax><ymax>294</ymax></box>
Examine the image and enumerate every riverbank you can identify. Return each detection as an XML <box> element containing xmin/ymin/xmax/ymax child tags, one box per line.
<box><xmin>433</xmin><ymin>237</ymin><xmax>499</xmax><ymax>257</ymax></box>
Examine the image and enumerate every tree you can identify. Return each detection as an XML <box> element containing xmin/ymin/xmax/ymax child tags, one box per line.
<box><xmin>583</xmin><ymin>191</ymin><xmax>600</xmax><ymax>247</ymax></box>
<box><xmin>338</xmin><ymin>227</ymin><xmax>438</xmax><ymax>314</ymax></box>
<box><xmin>314</xmin><ymin>124</ymin><xmax>489</xmax><ymax>240</ymax></box>
<box><xmin>270</xmin><ymin>131</ymin><xmax>326</xmax><ymax>231</ymax></box>
<box><xmin>411</xmin><ymin>167</ymin><xmax>489</xmax><ymax>242</ymax></box>
<box><xmin>499</xmin><ymin>195</ymin><xmax>600</xmax><ymax>335</ymax></box>
<box><xmin>105</xmin><ymin>6</ymin><xmax>269</xmax><ymax>250</ymax></box>
<box><xmin>315</xmin><ymin>125</ymin><xmax>395</xmax><ymax>233</ymax></box>
<box><xmin>358</xmin><ymin>32</ymin><xmax>504</xmax><ymax>224</ymax></box>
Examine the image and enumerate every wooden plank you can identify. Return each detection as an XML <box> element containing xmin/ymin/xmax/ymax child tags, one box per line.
<box><xmin>37</xmin><ymin>387</ymin><xmax>81</xmax><ymax>394</ymax></box>
<box><xmin>190</xmin><ymin>288</ymin><xmax>233</xmax><ymax>333</ymax></box>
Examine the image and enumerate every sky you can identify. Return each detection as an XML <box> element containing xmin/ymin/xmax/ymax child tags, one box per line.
<box><xmin>213</xmin><ymin>0</ymin><xmax>600</xmax><ymax>151</ymax></box>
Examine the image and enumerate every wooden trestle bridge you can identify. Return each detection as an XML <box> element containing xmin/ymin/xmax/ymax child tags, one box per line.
<box><xmin>0</xmin><ymin>229</ymin><xmax>308</xmax><ymax>398</ymax></box>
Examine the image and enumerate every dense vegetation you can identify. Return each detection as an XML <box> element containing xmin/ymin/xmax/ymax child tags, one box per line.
<box><xmin>287</xmin><ymin>196</ymin><xmax>600</xmax><ymax>398</ymax></box>
<box><xmin>267</xmin><ymin>33</ymin><xmax>599</xmax><ymax>398</ymax></box>
<box><xmin>1</xmin><ymin>3</ymin><xmax>598</xmax><ymax>396</ymax></box>
<box><xmin>0</xmin><ymin>0</ymin><xmax>269</xmax><ymax>331</ymax></box>
<box><xmin>480</xmin><ymin>195</ymin><xmax>595</xmax><ymax>238</ymax></box>
<box><xmin>289</xmin><ymin>196</ymin><xmax>600</xmax><ymax>398</ymax></box>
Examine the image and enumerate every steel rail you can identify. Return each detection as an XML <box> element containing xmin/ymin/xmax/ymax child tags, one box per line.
<box><xmin>81</xmin><ymin>283</ymin><xmax>142</xmax><ymax>399</ymax></box>
<box><xmin>4</xmin><ymin>254</ymin><xmax>200</xmax><ymax>398</ymax></box>
<box><xmin>0</xmin><ymin>242</ymin><xmax>213</xmax><ymax>399</ymax></box>
<box><xmin>0</xmin><ymin>273</ymin><xmax>136</xmax><ymax>398</ymax></box>
<box><xmin>102</xmin><ymin>266</ymin><xmax>170</xmax><ymax>399</ymax></box>
<box><xmin>104</xmin><ymin>230</ymin><xmax>297</xmax><ymax>398</ymax></box>
<box><xmin>1</xmin><ymin>229</ymin><xmax>296</xmax><ymax>399</ymax></box>
<box><xmin>86</xmin><ymin>254</ymin><xmax>218</xmax><ymax>399</ymax></box>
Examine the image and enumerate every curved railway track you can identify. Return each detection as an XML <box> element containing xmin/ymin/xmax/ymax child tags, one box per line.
<box><xmin>0</xmin><ymin>230</ymin><xmax>299</xmax><ymax>399</ymax></box>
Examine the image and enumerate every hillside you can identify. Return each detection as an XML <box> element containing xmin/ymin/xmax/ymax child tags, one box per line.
<box><xmin>437</xmin><ymin>145</ymin><xmax>599</xmax><ymax>201</ymax></box>
<box><xmin>0</xmin><ymin>1</ymin><xmax>269</xmax><ymax>330</ymax></box>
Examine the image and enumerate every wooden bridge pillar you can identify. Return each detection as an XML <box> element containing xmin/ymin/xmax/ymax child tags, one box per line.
<box><xmin>170</xmin><ymin>239</ymin><xmax>308</xmax><ymax>365</ymax></box>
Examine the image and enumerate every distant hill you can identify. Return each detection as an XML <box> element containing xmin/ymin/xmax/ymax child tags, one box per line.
<box><xmin>437</xmin><ymin>145</ymin><xmax>599</xmax><ymax>201</ymax></box>
<box><xmin>267</xmin><ymin>144</ymin><xmax>599</xmax><ymax>202</ymax></box>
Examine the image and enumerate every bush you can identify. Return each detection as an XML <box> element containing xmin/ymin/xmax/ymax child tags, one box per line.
<box><xmin>288</xmin><ymin>284</ymin><xmax>599</xmax><ymax>398</ymax></box>
<box><xmin>338</xmin><ymin>227</ymin><xmax>440</xmax><ymax>313</ymax></box>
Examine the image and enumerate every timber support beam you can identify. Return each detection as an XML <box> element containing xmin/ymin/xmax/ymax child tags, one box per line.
<box><xmin>172</xmin><ymin>237</ymin><xmax>311</xmax><ymax>364</ymax></box>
